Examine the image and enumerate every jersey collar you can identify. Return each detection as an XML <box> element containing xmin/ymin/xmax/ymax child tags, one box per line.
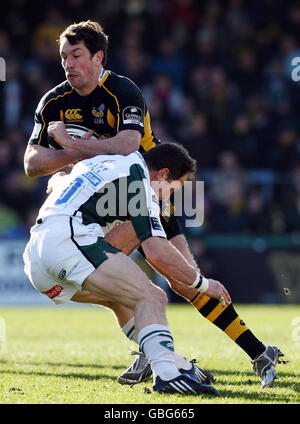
<box><xmin>98</xmin><ymin>68</ymin><xmax>109</xmax><ymax>87</ymax></box>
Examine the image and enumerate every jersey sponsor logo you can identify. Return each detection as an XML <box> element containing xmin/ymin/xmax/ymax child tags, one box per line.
<box><xmin>58</xmin><ymin>269</ymin><xmax>67</xmax><ymax>280</ymax></box>
<box><xmin>58</xmin><ymin>258</ymin><xmax>81</xmax><ymax>280</ymax></box>
<box><xmin>150</xmin><ymin>216</ymin><xmax>163</xmax><ymax>231</ymax></box>
<box><xmin>82</xmin><ymin>171</ymin><xmax>103</xmax><ymax>187</ymax></box>
<box><xmin>122</xmin><ymin>106</ymin><xmax>143</xmax><ymax>127</ymax></box>
<box><xmin>42</xmin><ymin>285</ymin><xmax>63</xmax><ymax>299</ymax></box>
<box><xmin>65</xmin><ymin>108</ymin><xmax>83</xmax><ymax>122</ymax></box>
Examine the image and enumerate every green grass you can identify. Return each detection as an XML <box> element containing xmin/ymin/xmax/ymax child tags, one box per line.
<box><xmin>0</xmin><ymin>304</ymin><xmax>299</xmax><ymax>404</ymax></box>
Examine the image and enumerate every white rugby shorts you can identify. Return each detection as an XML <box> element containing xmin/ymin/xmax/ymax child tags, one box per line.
<box><xmin>23</xmin><ymin>215</ymin><xmax>116</xmax><ymax>304</ymax></box>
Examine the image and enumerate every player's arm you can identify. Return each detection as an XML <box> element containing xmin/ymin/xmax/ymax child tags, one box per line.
<box><xmin>141</xmin><ymin>236</ymin><xmax>231</xmax><ymax>304</ymax></box>
<box><xmin>24</xmin><ymin>143</ymin><xmax>90</xmax><ymax>177</ymax></box>
<box><xmin>141</xmin><ymin>236</ymin><xmax>197</xmax><ymax>286</ymax></box>
<box><xmin>47</xmin><ymin>121</ymin><xmax>140</xmax><ymax>156</ymax></box>
<box><xmin>104</xmin><ymin>221</ymin><xmax>140</xmax><ymax>256</ymax></box>
<box><xmin>127</xmin><ymin>176</ymin><xmax>230</xmax><ymax>304</ymax></box>
<box><xmin>166</xmin><ymin>233</ymin><xmax>202</xmax><ymax>300</ymax></box>
<box><xmin>25</xmin><ymin>93</ymin><xmax>93</xmax><ymax>177</ymax></box>
<box><xmin>104</xmin><ymin>220</ymin><xmax>230</xmax><ymax>304</ymax></box>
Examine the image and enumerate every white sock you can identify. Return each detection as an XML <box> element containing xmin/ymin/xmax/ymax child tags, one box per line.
<box><xmin>172</xmin><ymin>351</ymin><xmax>192</xmax><ymax>371</ymax></box>
<box><xmin>121</xmin><ymin>317</ymin><xmax>138</xmax><ymax>343</ymax></box>
<box><xmin>137</xmin><ymin>324</ymin><xmax>181</xmax><ymax>381</ymax></box>
<box><xmin>122</xmin><ymin>318</ymin><xmax>192</xmax><ymax>372</ymax></box>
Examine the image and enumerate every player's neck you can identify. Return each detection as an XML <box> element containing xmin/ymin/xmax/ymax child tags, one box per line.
<box><xmin>75</xmin><ymin>68</ymin><xmax>105</xmax><ymax>96</ymax></box>
<box><xmin>75</xmin><ymin>80</ymin><xmax>98</xmax><ymax>96</ymax></box>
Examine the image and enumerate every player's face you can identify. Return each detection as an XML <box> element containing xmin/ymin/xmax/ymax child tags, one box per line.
<box><xmin>60</xmin><ymin>39</ymin><xmax>102</xmax><ymax>94</ymax></box>
<box><xmin>152</xmin><ymin>172</ymin><xmax>189</xmax><ymax>202</ymax></box>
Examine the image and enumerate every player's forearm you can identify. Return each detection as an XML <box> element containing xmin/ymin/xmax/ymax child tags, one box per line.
<box><xmin>170</xmin><ymin>234</ymin><xmax>200</xmax><ymax>270</ymax></box>
<box><xmin>59</xmin><ymin>130</ymin><xmax>140</xmax><ymax>156</ymax></box>
<box><xmin>24</xmin><ymin>144</ymin><xmax>90</xmax><ymax>177</ymax></box>
<box><xmin>164</xmin><ymin>234</ymin><xmax>203</xmax><ymax>300</ymax></box>
<box><xmin>142</xmin><ymin>237</ymin><xmax>198</xmax><ymax>286</ymax></box>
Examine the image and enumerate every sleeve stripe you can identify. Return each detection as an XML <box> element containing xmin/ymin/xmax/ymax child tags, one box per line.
<box><xmin>141</xmin><ymin>111</ymin><xmax>157</xmax><ymax>151</ymax></box>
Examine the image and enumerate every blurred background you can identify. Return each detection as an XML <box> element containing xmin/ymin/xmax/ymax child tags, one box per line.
<box><xmin>0</xmin><ymin>0</ymin><xmax>299</xmax><ymax>305</ymax></box>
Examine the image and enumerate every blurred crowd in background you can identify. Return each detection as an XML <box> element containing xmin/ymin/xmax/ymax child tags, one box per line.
<box><xmin>0</xmin><ymin>0</ymin><xmax>300</xmax><ymax>240</ymax></box>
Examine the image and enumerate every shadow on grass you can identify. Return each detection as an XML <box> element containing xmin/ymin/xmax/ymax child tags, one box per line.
<box><xmin>210</xmin><ymin>369</ymin><xmax>299</xmax><ymax>401</ymax></box>
<box><xmin>0</xmin><ymin>368</ymin><xmax>118</xmax><ymax>382</ymax></box>
<box><xmin>0</xmin><ymin>361</ymin><xmax>298</xmax><ymax>401</ymax></box>
<box><xmin>0</xmin><ymin>359</ymin><xmax>126</xmax><ymax>370</ymax></box>
<box><xmin>211</xmin><ymin>368</ymin><xmax>300</xmax><ymax>380</ymax></box>
<box><xmin>0</xmin><ymin>359</ymin><xmax>132</xmax><ymax>382</ymax></box>
<box><xmin>216</xmin><ymin>387</ymin><xmax>297</xmax><ymax>402</ymax></box>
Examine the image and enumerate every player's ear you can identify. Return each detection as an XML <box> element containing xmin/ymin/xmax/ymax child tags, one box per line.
<box><xmin>157</xmin><ymin>168</ymin><xmax>170</xmax><ymax>181</ymax></box>
<box><xmin>94</xmin><ymin>50</ymin><xmax>104</xmax><ymax>65</ymax></box>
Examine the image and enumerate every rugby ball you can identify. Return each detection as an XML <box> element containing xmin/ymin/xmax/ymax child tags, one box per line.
<box><xmin>48</xmin><ymin>124</ymin><xmax>99</xmax><ymax>149</ymax></box>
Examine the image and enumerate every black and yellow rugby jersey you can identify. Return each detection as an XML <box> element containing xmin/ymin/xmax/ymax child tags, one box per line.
<box><xmin>28</xmin><ymin>69</ymin><xmax>160</xmax><ymax>153</ymax></box>
<box><xmin>28</xmin><ymin>69</ymin><xmax>182</xmax><ymax>240</ymax></box>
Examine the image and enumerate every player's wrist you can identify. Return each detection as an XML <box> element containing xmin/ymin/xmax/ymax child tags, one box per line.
<box><xmin>190</xmin><ymin>272</ymin><xmax>210</xmax><ymax>293</ymax></box>
<box><xmin>61</xmin><ymin>135</ymin><xmax>74</xmax><ymax>147</ymax></box>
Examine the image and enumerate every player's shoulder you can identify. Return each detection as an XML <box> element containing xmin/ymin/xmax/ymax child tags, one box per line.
<box><xmin>127</xmin><ymin>151</ymin><xmax>148</xmax><ymax>176</ymax></box>
<box><xmin>36</xmin><ymin>80</ymin><xmax>73</xmax><ymax>114</ymax></box>
<box><xmin>105</xmin><ymin>70</ymin><xmax>143</xmax><ymax>96</ymax></box>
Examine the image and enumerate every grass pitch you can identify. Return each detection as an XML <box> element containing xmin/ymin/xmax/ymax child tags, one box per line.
<box><xmin>0</xmin><ymin>304</ymin><xmax>299</xmax><ymax>404</ymax></box>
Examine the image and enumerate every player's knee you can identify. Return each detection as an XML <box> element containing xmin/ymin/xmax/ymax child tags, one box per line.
<box><xmin>148</xmin><ymin>285</ymin><xmax>168</xmax><ymax>307</ymax></box>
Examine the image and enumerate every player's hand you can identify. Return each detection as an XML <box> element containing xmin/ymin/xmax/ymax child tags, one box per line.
<box><xmin>203</xmin><ymin>279</ymin><xmax>231</xmax><ymax>307</ymax></box>
<box><xmin>82</xmin><ymin>129</ymin><xmax>96</xmax><ymax>139</ymax></box>
<box><xmin>48</xmin><ymin>121</ymin><xmax>71</xmax><ymax>147</ymax></box>
<box><xmin>46</xmin><ymin>171</ymin><xmax>67</xmax><ymax>195</ymax></box>
<box><xmin>48</xmin><ymin>121</ymin><xmax>96</xmax><ymax>147</ymax></box>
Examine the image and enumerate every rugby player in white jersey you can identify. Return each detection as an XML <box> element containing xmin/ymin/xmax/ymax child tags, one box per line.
<box><xmin>24</xmin><ymin>142</ymin><xmax>231</xmax><ymax>395</ymax></box>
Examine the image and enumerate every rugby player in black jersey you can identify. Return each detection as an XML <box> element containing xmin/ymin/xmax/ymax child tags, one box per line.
<box><xmin>24</xmin><ymin>20</ymin><xmax>283</xmax><ymax>389</ymax></box>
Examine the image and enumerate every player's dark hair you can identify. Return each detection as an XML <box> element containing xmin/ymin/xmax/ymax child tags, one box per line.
<box><xmin>58</xmin><ymin>20</ymin><xmax>109</xmax><ymax>66</ymax></box>
<box><xmin>143</xmin><ymin>143</ymin><xmax>197</xmax><ymax>180</ymax></box>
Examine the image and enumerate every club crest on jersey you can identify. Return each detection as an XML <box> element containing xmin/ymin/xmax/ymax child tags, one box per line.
<box><xmin>92</xmin><ymin>104</ymin><xmax>105</xmax><ymax>124</ymax></box>
<box><xmin>92</xmin><ymin>104</ymin><xmax>105</xmax><ymax>117</ymax></box>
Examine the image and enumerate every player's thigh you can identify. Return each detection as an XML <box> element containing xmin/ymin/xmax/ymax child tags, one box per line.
<box><xmin>71</xmin><ymin>290</ymin><xmax>113</xmax><ymax>306</ymax></box>
<box><xmin>82</xmin><ymin>251</ymin><xmax>162</xmax><ymax>310</ymax></box>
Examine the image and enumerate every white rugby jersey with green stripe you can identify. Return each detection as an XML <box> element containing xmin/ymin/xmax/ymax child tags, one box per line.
<box><xmin>37</xmin><ymin>151</ymin><xmax>166</xmax><ymax>243</ymax></box>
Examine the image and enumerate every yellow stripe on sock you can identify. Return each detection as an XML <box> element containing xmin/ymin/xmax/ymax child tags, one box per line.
<box><xmin>224</xmin><ymin>316</ymin><xmax>248</xmax><ymax>341</ymax></box>
<box><xmin>192</xmin><ymin>293</ymin><xmax>211</xmax><ymax>311</ymax></box>
<box><xmin>206</xmin><ymin>302</ymin><xmax>229</xmax><ymax>323</ymax></box>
